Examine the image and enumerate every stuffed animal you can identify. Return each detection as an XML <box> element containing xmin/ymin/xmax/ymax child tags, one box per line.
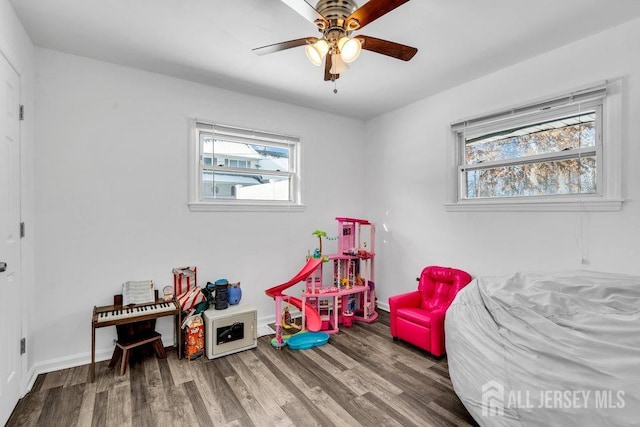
<box><xmin>227</xmin><ymin>281</ymin><xmax>242</xmax><ymax>305</ymax></box>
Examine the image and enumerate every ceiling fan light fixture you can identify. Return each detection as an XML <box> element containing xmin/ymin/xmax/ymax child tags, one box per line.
<box><xmin>337</xmin><ymin>36</ymin><xmax>362</xmax><ymax>63</ymax></box>
<box><xmin>252</xmin><ymin>0</ymin><xmax>417</xmax><ymax>83</ymax></box>
<box><xmin>329</xmin><ymin>53</ymin><xmax>349</xmax><ymax>74</ymax></box>
<box><xmin>305</xmin><ymin>39</ymin><xmax>329</xmax><ymax>66</ymax></box>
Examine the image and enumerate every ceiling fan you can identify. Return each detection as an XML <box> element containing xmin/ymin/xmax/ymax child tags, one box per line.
<box><xmin>252</xmin><ymin>0</ymin><xmax>418</xmax><ymax>82</ymax></box>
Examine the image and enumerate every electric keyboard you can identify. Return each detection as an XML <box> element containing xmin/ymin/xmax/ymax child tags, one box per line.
<box><xmin>95</xmin><ymin>301</ymin><xmax>178</xmax><ymax>325</ymax></box>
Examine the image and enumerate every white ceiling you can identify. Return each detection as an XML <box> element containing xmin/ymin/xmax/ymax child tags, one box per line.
<box><xmin>10</xmin><ymin>0</ymin><xmax>640</xmax><ymax>120</ymax></box>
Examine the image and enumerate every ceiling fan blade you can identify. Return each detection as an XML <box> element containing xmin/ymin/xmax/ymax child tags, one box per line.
<box><xmin>252</xmin><ymin>37</ymin><xmax>318</xmax><ymax>56</ymax></box>
<box><xmin>280</xmin><ymin>0</ymin><xmax>328</xmax><ymax>28</ymax></box>
<box><xmin>358</xmin><ymin>35</ymin><xmax>417</xmax><ymax>61</ymax></box>
<box><xmin>345</xmin><ymin>0</ymin><xmax>409</xmax><ymax>31</ymax></box>
<box><xmin>324</xmin><ymin>55</ymin><xmax>339</xmax><ymax>81</ymax></box>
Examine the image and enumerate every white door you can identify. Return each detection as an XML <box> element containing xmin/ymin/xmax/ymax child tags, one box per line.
<box><xmin>0</xmin><ymin>51</ymin><xmax>22</xmax><ymax>426</ymax></box>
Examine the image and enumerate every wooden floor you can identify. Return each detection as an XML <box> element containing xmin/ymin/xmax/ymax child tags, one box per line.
<box><xmin>7</xmin><ymin>310</ymin><xmax>476</xmax><ymax>426</ymax></box>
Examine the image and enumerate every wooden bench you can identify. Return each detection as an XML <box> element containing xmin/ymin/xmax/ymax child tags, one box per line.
<box><xmin>108</xmin><ymin>331</ymin><xmax>166</xmax><ymax>376</ymax></box>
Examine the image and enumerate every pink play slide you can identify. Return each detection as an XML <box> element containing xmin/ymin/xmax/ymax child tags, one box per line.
<box><xmin>265</xmin><ymin>257</ymin><xmax>323</xmax><ymax>332</ymax></box>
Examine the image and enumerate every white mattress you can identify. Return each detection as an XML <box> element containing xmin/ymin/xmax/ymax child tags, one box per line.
<box><xmin>445</xmin><ymin>270</ymin><xmax>640</xmax><ymax>426</ymax></box>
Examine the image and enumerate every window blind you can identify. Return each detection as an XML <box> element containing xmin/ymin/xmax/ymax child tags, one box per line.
<box><xmin>196</xmin><ymin>121</ymin><xmax>300</xmax><ymax>146</ymax></box>
<box><xmin>450</xmin><ymin>82</ymin><xmax>608</xmax><ymax>134</ymax></box>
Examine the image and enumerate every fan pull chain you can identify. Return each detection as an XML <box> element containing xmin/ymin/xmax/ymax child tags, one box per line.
<box><xmin>333</xmin><ymin>78</ymin><xmax>338</xmax><ymax>94</ymax></box>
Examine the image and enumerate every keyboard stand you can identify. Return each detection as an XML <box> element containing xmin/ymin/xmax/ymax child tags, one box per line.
<box><xmin>91</xmin><ymin>294</ymin><xmax>181</xmax><ymax>382</ymax></box>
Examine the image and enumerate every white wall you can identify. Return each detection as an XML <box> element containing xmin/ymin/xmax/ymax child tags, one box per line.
<box><xmin>365</xmin><ymin>18</ymin><xmax>640</xmax><ymax>307</ymax></box>
<box><xmin>33</xmin><ymin>48</ymin><xmax>365</xmax><ymax>369</ymax></box>
<box><xmin>1</xmin><ymin>0</ymin><xmax>35</xmax><ymax>391</ymax></box>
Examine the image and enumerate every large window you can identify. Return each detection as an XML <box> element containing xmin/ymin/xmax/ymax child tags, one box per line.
<box><xmin>448</xmin><ymin>81</ymin><xmax>622</xmax><ymax>211</ymax></box>
<box><xmin>189</xmin><ymin>121</ymin><xmax>302</xmax><ymax>211</ymax></box>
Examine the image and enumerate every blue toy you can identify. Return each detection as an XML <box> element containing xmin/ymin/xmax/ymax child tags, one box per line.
<box><xmin>270</xmin><ymin>331</ymin><xmax>330</xmax><ymax>349</ymax></box>
<box><xmin>227</xmin><ymin>282</ymin><xmax>242</xmax><ymax>305</ymax></box>
<box><xmin>286</xmin><ymin>331</ymin><xmax>330</xmax><ymax>350</ymax></box>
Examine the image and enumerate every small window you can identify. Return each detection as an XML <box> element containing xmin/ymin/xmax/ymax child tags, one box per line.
<box><xmin>227</xmin><ymin>159</ymin><xmax>249</xmax><ymax>169</ymax></box>
<box><xmin>448</xmin><ymin>81</ymin><xmax>622</xmax><ymax>211</ymax></box>
<box><xmin>190</xmin><ymin>122</ymin><xmax>302</xmax><ymax>211</ymax></box>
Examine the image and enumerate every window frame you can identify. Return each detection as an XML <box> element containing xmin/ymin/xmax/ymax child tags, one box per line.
<box><xmin>189</xmin><ymin>120</ymin><xmax>304</xmax><ymax>212</ymax></box>
<box><xmin>446</xmin><ymin>80</ymin><xmax>623</xmax><ymax>212</ymax></box>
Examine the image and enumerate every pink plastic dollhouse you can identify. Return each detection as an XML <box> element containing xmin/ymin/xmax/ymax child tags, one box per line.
<box><xmin>302</xmin><ymin>217</ymin><xmax>378</xmax><ymax>333</ymax></box>
<box><xmin>265</xmin><ymin>217</ymin><xmax>378</xmax><ymax>348</ymax></box>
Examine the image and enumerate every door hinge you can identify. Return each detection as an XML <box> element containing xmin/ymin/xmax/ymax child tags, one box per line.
<box><xmin>20</xmin><ymin>338</ymin><xmax>26</xmax><ymax>355</ymax></box>
<box><xmin>19</xmin><ymin>105</ymin><xmax>24</xmax><ymax>121</ymax></box>
<box><xmin>20</xmin><ymin>222</ymin><xmax>25</xmax><ymax>238</ymax></box>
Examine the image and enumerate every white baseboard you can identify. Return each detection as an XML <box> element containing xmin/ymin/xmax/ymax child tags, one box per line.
<box><xmin>22</xmin><ymin>365</ymin><xmax>38</xmax><ymax>397</ymax></box>
<box><xmin>19</xmin><ymin>318</ymin><xmax>279</xmax><ymax>396</ymax></box>
<box><xmin>22</xmin><ymin>347</ymin><xmax>113</xmax><ymax>395</ymax></box>
<box><xmin>258</xmin><ymin>313</ymin><xmax>277</xmax><ymax>327</ymax></box>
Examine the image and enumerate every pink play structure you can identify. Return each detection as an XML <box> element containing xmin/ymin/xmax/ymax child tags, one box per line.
<box><xmin>265</xmin><ymin>217</ymin><xmax>378</xmax><ymax>348</ymax></box>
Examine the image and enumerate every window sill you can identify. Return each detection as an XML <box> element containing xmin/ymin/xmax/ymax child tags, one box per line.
<box><xmin>188</xmin><ymin>201</ymin><xmax>306</xmax><ymax>212</ymax></box>
<box><xmin>445</xmin><ymin>198</ymin><xmax>623</xmax><ymax>212</ymax></box>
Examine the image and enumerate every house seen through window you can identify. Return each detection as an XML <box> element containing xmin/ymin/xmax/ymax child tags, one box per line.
<box><xmin>192</xmin><ymin>122</ymin><xmax>300</xmax><ymax>207</ymax></box>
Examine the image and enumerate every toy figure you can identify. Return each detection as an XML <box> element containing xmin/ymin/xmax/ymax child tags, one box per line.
<box><xmin>282</xmin><ymin>306</ymin><xmax>301</xmax><ymax>330</ymax></box>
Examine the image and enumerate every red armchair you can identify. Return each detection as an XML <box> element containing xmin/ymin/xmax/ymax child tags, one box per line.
<box><xmin>389</xmin><ymin>266</ymin><xmax>472</xmax><ymax>357</ymax></box>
